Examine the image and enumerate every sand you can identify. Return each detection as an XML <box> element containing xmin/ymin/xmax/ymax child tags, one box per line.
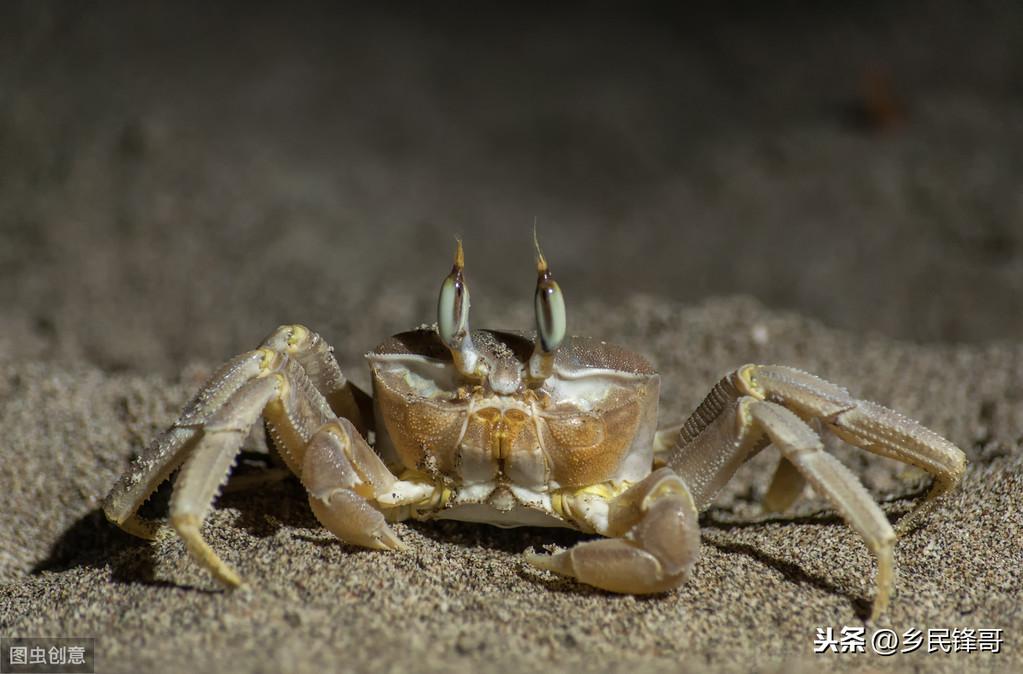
<box><xmin>2</xmin><ymin>296</ymin><xmax>1021</xmax><ymax>674</ymax></box>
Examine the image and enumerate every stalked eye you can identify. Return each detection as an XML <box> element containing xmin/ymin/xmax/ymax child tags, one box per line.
<box><xmin>438</xmin><ymin>240</ymin><xmax>469</xmax><ymax>347</ymax></box>
<box><xmin>535</xmin><ymin>270</ymin><xmax>566</xmax><ymax>353</ymax></box>
<box><xmin>527</xmin><ymin>230</ymin><xmax>567</xmax><ymax>387</ymax></box>
<box><xmin>437</xmin><ymin>240</ymin><xmax>483</xmax><ymax>379</ymax></box>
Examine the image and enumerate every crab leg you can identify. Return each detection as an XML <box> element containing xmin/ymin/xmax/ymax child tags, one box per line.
<box><xmin>741</xmin><ymin>365</ymin><xmax>966</xmax><ymax>532</ymax></box>
<box><xmin>260</xmin><ymin>324</ymin><xmax>372</xmax><ymax>436</ymax></box>
<box><xmin>103</xmin><ymin>325</ymin><xmax>349</xmax><ymax>534</ymax></box>
<box><xmin>526</xmin><ymin>468</ymin><xmax>700</xmax><ymax>594</ymax></box>
<box><xmin>664</xmin><ymin>364</ymin><xmax>966</xmax><ymax>618</ymax></box>
<box><xmin>103</xmin><ymin>324</ymin><xmax>398</xmax><ymax>587</ymax></box>
<box><xmin>103</xmin><ymin>350</ymin><xmax>270</xmax><ymax>539</ymax></box>
<box><xmin>301</xmin><ymin>418</ymin><xmax>404</xmax><ymax>550</ymax></box>
<box><xmin>170</xmin><ymin>374</ymin><xmax>284</xmax><ymax>586</ymax></box>
<box><xmin>149</xmin><ymin>349</ymin><xmax>331</xmax><ymax>587</ymax></box>
<box><xmin>741</xmin><ymin>398</ymin><xmax>896</xmax><ymax>619</ymax></box>
<box><xmin>761</xmin><ymin>455</ymin><xmax>807</xmax><ymax>513</ymax></box>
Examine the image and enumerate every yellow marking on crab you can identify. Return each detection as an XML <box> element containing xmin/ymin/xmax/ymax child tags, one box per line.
<box><xmin>398</xmin><ymin>467</ymin><xmax>432</xmax><ymax>484</ymax></box>
<box><xmin>397</xmin><ymin>469</ymin><xmax>452</xmax><ymax>509</ymax></box>
<box><xmin>640</xmin><ymin>475</ymin><xmax>696</xmax><ymax>514</ymax></box>
<box><xmin>286</xmin><ymin>324</ymin><xmax>309</xmax><ymax>349</ymax></box>
<box><xmin>257</xmin><ymin>347</ymin><xmax>278</xmax><ymax>372</ymax></box>
<box><xmin>550</xmin><ymin>491</ymin><xmax>565</xmax><ymax>519</ymax></box>
<box><xmin>551</xmin><ymin>481</ymin><xmax>630</xmax><ymax>523</ymax></box>
<box><xmin>736</xmin><ymin>364</ymin><xmax>764</xmax><ymax>398</ymax></box>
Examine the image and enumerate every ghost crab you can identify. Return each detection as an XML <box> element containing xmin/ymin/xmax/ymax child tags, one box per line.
<box><xmin>104</xmin><ymin>240</ymin><xmax>965</xmax><ymax>618</ymax></box>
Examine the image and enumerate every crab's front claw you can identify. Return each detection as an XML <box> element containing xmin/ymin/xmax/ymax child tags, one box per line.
<box><xmin>526</xmin><ymin>538</ymin><xmax>687</xmax><ymax>595</ymax></box>
<box><xmin>308</xmin><ymin>489</ymin><xmax>404</xmax><ymax>551</ymax></box>
<box><xmin>527</xmin><ymin>468</ymin><xmax>701</xmax><ymax>594</ymax></box>
<box><xmin>302</xmin><ymin>418</ymin><xmax>406</xmax><ymax>551</ymax></box>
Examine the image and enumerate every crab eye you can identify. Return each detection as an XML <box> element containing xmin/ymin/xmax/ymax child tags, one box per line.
<box><xmin>534</xmin><ymin>267</ymin><xmax>566</xmax><ymax>354</ymax></box>
<box><xmin>526</xmin><ymin>232</ymin><xmax>565</xmax><ymax>386</ymax></box>
<box><xmin>437</xmin><ymin>241</ymin><xmax>483</xmax><ymax>379</ymax></box>
<box><xmin>438</xmin><ymin>243</ymin><xmax>469</xmax><ymax>347</ymax></box>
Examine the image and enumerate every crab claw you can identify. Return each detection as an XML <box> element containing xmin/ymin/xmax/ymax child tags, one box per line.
<box><xmin>303</xmin><ymin>419</ymin><xmax>407</xmax><ymax>552</ymax></box>
<box><xmin>526</xmin><ymin>469</ymin><xmax>700</xmax><ymax>594</ymax></box>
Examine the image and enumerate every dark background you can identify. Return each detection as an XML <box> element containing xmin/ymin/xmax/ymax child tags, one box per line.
<box><xmin>2</xmin><ymin>1</ymin><xmax>1021</xmax><ymax>374</ymax></box>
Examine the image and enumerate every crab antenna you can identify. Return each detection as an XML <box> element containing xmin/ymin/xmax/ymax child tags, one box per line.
<box><xmin>437</xmin><ymin>239</ymin><xmax>482</xmax><ymax>378</ymax></box>
<box><xmin>528</xmin><ymin>231</ymin><xmax>566</xmax><ymax>386</ymax></box>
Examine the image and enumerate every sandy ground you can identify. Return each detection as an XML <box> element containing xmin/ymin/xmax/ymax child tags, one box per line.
<box><xmin>1</xmin><ymin>2</ymin><xmax>1022</xmax><ymax>673</ymax></box>
<box><xmin>2</xmin><ymin>296</ymin><xmax>1021</xmax><ymax>674</ymax></box>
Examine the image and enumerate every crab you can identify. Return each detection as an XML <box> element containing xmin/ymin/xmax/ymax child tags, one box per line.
<box><xmin>103</xmin><ymin>240</ymin><xmax>966</xmax><ymax>619</ymax></box>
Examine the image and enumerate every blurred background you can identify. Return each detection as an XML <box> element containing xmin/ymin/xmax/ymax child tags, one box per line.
<box><xmin>1</xmin><ymin>1</ymin><xmax>1021</xmax><ymax>374</ymax></box>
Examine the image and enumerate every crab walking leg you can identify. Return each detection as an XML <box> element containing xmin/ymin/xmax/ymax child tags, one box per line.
<box><xmin>740</xmin><ymin>399</ymin><xmax>897</xmax><ymax>619</ymax></box>
<box><xmin>666</xmin><ymin>365</ymin><xmax>965</xmax><ymax>617</ymax></box>
<box><xmin>260</xmin><ymin>324</ymin><xmax>373</xmax><ymax>435</ymax></box>
<box><xmin>652</xmin><ymin>423</ymin><xmax>685</xmax><ymax>457</ymax></box>
<box><xmin>301</xmin><ymin>419</ymin><xmax>405</xmax><ymax>550</ymax></box>
<box><xmin>103</xmin><ymin>326</ymin><xmax>364</xmax><ymax>586</ymax></box>
<box><xmin>762</xmin><ymin>426</ymin><xmax>843</xmax><ymax>513</ymax></box>
<box><xmin>169</xmin><ymin>375</ymin><xmax>284</xmax><ymax>587</ymax></box>
<box><xmin>669</xmin><ymin>386</ymin><xmax>897</xmax><ymax>617</ymax></box>
<box><xmin>526</xmin><ymin>468</ymin><xmax>700</xmax><ymax>594</ymax></box>
<box><xmin>103</xmin><ymin>351</ymin><xmax>270</xmax><ymax>539</ymax></box>
<box><xmin>102</xmin><ymin>325</ymin><xmax>355</xmax><ymax>537</ymax></box>
<box><xmin>166</xmin><ymin>353</ymin><xmax>351</xmax><ymax>587</ymax></box>
<box><xmin>668</xmin><ymin>366</ymin><xmax>966</xmax><ymax>516</ymax></box>
<box><xmin>737</xmin><ymin>365</ymin><xmax>966</xmax><ymax>533</ymax></box>
<box><xmin>761</xmin><ymin>456</ymin><xmax>807</xmax><ymax>513</ymax></box>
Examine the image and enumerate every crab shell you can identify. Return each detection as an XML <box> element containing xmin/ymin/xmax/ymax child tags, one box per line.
<box><xmin>366</xmin><ymin>328</ymin><xmax>660</xmax><ymax>527</ymax></box>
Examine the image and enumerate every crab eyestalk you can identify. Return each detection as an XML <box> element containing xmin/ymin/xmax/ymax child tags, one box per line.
<box><xmin>438</xmin><ymin>240</ymin><xmax>483</xmax><ymax>379</ymax></box>
<box><xmin>528</xmin><ymin>239</ymin><xmax>566</xmax><ymax>385</ymax></box>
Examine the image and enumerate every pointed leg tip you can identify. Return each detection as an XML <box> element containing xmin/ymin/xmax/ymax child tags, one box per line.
<box><xmin>523</xmin><ymin>549</ymin><xmax>547</xmax><ymax>566</ymax></box>
<box><xmin>213</xmin><ymin>566</ymin><xmax>244</xmax><ymax>589</ymax></box>
<box><xmin>524</xmin><ymin>548</ymin><xmax>567</xmax><ymax>575</ymax></box>
<box><xmin>117</xmin><ymin>515</ymin><xmax>162</xmax><ymax>541</ymax></box>
<box><xmin>376</xmin><ymin>526</ymin><xmax>407</xmax><ymax>552</ymax></box>
<box><xmin>869</xmin><ymin>586</ymin><xmax>891</xmax><ymax>620</ymax></box>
